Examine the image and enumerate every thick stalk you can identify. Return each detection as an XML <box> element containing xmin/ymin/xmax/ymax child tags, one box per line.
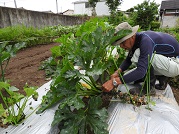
<box><xmin>146</xmin><ymin>56</ymin><xmax>150</xmax><ymax>109</ymax></box>
<box><xmin>89</xmin><ymin>76</ymin><xmax>98</xmax><ymax>89</ymax></box>
<box><xmin>142</xmin><ymin>53</ymin><xmax>156</xmax><ymax>110</ymax></box>
<box><xmin>0</xmin><ymin>64</ymin><xmax>5</xmax><ymax>82</ymax></box>
<box><xmin>17</xmin><ymin>98</ymin><xmax>27</xmax><ymax>123</ymax></box>
<box><xmin>112</xmin><ymin>58</ymin><xmax>129</xmax><ymax>92</ymax></box>
<box><xmin>3</xmin><ymin>58</ymin><xmax>10</xmax><ymax>74</ymax></box>
<box><xmin>81</xmin><ymin>77</ymin><xmax>101</xmax><ymax>93</ymax></box>
<box><xmin>0</xmin><ymin>92</ymin><xmax>9</xmax><ymax>109</ymax></box>
<box><xmin>112</xmin><ymin>58</ymin><xmax>135</xmax><ymax>104</ymax></box>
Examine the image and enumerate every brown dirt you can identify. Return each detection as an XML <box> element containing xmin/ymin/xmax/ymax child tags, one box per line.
<box><xmin>1</xmin><ymin>42</ymin><xmax>179</xmax><ymax>105</ymax></box>
<box><xmin>172</xmin><ymin>87</ymin><xmax>179</xmax><ymax>104</ymax></box>
<box><xmin>4</xmin><ymin>43</ymin><xmax>59</xmax><ymax>95</ymax></box>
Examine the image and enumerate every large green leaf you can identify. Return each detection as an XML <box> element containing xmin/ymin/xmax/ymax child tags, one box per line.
<box><xmin>6</xmin><ymin>42</ymin><xmax>26</xmax><ymax>57</ymax></box>
<box><xmin>75</xmin><ymin>18</ymin><xmax>112</xmax><ymax>37</ymax></box>
<box><xmin>36</xmin><ymin>72</ymin><xmax>79</xmax><ymax>114</ymax></box>
<box><xmin>53</xmin><ymin>96</ymin><xmax>108</xmax><ymax>134</ymax></box>
<box><xmin>0</xmin><ymin>104</ymin><xmax>6</xmax><ymax>117</ymax></box>
<box><xmin>24</xmin><ymin>86</ymin><xmax>37</xmax><ymax>97</ymax></box>
<box><xmin>0</xmin><ymin>82</ymin><xmax>10</xmax><ymax>90</ymax></box>
<box><xmin>36</xmin><ymin>90</ymin><xmax>64</xmax><ymax>114</ymax></box>
<box><xmin>52</xmin><ymin>106</ymin><xmax>80</xmax><ymax>134</ymax></box>
<box><xmin>9</xmin><ymin>86</ymin><xmax>19</xmax><ymax>91</ymax></box>
<box><xmin>50</xmin><ymin>45</ymin><xmax>61</xmax><ymax>57</ymax></box>
<box><xmin>11</xmin><ymin>93</ymin><xmax>24</xmax><ymax>103</ymax></box>
<box><xmin>0</xmin><ymin>51</ymin><xmax>10</xmax><ymax>63</ymax></box>
<box><xmin>87</xmin><ymin>61</ymin><xmax>107</xmax><ymax>76</ymax></box>
<box><xmin>0</xmin><ymin>42</ymin><xmax>7</xmax><ymax>52</ymax></box>
<box><xmin>59</xmin><ymin>94</ymin><xmax>85</xmax><ymax>110</ymax></box>
<box><xmin>86</xmin><ymin>96</ymin><xmax>108</xmax><ymax>134</ymax></box>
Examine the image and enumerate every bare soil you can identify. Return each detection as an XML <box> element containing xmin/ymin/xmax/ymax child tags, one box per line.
<box><xmin>4</xmin><ymin>43</ymin><xmax>59</xmax><ymax>94</ymax></box>
<box><xmin>2</xmin><ymin>42</ymin><xmax>179</xmax><ymax>105</ymax></box>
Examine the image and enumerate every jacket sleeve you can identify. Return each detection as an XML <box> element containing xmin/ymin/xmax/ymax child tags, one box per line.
<box><xmin>121</xmin><ymin>37</ymin><xmax>154</xmax><ymax>83</ymax></box>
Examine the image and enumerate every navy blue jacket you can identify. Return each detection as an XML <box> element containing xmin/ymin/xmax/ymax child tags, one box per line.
<box><xmin>120</xmin><ymin>31</ymin><xmax>179</xmax><ymax>83</ymax></box>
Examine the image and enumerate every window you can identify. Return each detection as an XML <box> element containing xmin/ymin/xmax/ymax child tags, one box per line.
<box><xmin>85</xmin><ymin>2</ymin><xmax>92</xmax><ymax>8</ymax></box>
<box><xmin>166</xmin><ymin>9</ymin><xmax>177</xmax><ymax>14</ymax></box>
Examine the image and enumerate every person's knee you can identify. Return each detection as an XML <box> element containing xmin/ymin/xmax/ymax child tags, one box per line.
<box><xmin>131</xmin><ymin>48</ymin><xmax>140</xmax><ymax>63</ymax></box>
<box><xmin>152</xmin><ymin>55</ymin><xmax>179</xmax><ymax>77</ymax></box>
<box><xmin>168</xmin><ymin>58</ymin><xmax>179</xmax><ymax>77</ymax></box>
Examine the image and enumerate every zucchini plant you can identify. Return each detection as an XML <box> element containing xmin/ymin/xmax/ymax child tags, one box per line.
<box><xmin>0</xmin><ymin>42</ymin><xmax>26</xmax><ymax>82</ymax></box>
<box><xmin>0</xmin><ymin>41</ymin><xmax>39</xmax><ymax>127</ymax></box>
<box><xmin>0</xmin><ymin>82</ymin><xmax>38</xmax><ymax>127</ymax></box>
<box><xmin>37</xmin><ymin>18</ymin><xmax>130</xmax><ymax>134</ymax></box>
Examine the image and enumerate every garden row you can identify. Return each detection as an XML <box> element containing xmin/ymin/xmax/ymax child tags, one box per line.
<box><xmin>0</xmin><ymin>23</ymin><xmax>78</xmax><ymax>128</ymax></box>
<box><xmin>1</xmin><ymin>16</ymin><xmax>179</xmax><ymax>133</ymax></box>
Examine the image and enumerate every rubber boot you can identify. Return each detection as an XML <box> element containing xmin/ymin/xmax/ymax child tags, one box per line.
<box><xmin>155</xmin><ymin>75</ymin><xmax>168</xmax><ymax>90</ymax></box>
<box><xmin>130</xmin><ymin>66</ymin><xmax>156</xmax><ymax>96</ymax></box>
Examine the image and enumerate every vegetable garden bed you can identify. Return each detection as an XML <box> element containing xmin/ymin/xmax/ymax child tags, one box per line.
<box><xmin>1</xmin><ymin>18</ymin><xmax>179</xmax><ymax>134</ymax></box>
<box><xmin>0</xmin><ymin>81</ymin><xmax>59</xmax><ymax>134</ymax></box>
<box><xmin>1</xmin><ymin>81</ymin><xmax>179</xmax><ymax>134</ymax></box>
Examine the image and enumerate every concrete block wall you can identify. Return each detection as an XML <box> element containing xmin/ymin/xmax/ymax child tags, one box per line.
<box><xmin>161</xmin><ymin>16</ymin><xmax>179</xmax><ymax>28</ymax></box>
<box><xmin>0</xmin><ymin>6</ymin><xmax>90</xmax><ymax>28</ymax></box>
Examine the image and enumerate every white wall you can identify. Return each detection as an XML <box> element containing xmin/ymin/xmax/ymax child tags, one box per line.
<box><xmin>161</xmin><ymin>16</ymin><xmax>179</xmax><ymax>28</ymax></box>
<box><xmin>74</xmin><ymin>1</ymin><xmax>110</xmax><ymax>16</ymax></box>
<box><xmin>96</xmin><ymin>1</ymin><xmax>110</xmax><ymax>16</ymax></box>
<box><xmin>74</xmin><ymin>2</ymin><xmax>91</xmax><ymax>15</ymax></box>
<box><xmin>63</xmin><ymin>10</ymin><xmax>74</xmax><ymax>15</ymax></box>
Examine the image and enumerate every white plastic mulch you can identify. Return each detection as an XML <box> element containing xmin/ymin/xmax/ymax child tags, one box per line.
<box><xmin>108</xmin><ymin>84</ymin><xmax>179</xmax><ymax>134</ymax></box>
<box><xmin>0</xmin><ymin>81</ymin><xmax>179</xmax><ymax>134</ymax></box>
<box><xmin>0</xmin><ymin>80</ymin><xmax>59</xmax><ymax>134</ymax></box>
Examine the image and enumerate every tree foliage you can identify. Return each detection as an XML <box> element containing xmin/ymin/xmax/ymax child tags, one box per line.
<box><xmin>88</xmin><ymin>0</ymin><xmax>100</xmax><ymax>16</ymax></box>
<box><xmin>105</xmin><ymin>0</ymin><xmax>124</xmax><ymax>26</ymax></box>
<box><xmin>88</xmin><ymin>0</ymin><xmax>123</xmax><ymax>16</ymax></box>
<box><xmin>131</xmin><ymin>0</ymin><xmax>159</xmax><ymax>30</ymax></box>
<box><xmin>107</xmin><ymin>11</ymin><xmax>128</xmax><ymax>26</ymax></box>
<box><xmin>106</xmin><ymin>0</ymin><xmax>123</xmax><ymax>14</ymax></box>
<box><xmin>126</xmin><ymin>7</ymin><xmax>134</xmax><ymax>13</ymax></box>
<box><xmin>88</xmin><ymin>0</ymin><xmax>99</xmax><ymax>7</ymax></box>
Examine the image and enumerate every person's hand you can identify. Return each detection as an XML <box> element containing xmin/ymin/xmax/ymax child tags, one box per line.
<box><xmin>102</xmin><ymin>79</ymin><xmax>114</xmax><ymax>92</ymax></box>
<box><xmin>112</xmin><ymin>77</ymin><xmax>122</xmax><ymax>86</ymax></box>
<box><xmin>102</xmin><ymin>77</ymin><xmax>122</xmax><ymax>92</ymax></box>
<box><xmin>111</xmin><ymin>68</ymin><xmax>122</xmax><ymax>79</ymax></box>
<box><xmin>111</xmin><ymin>71</ymin><xmax>119</xmax><ymax>79</ymax></box>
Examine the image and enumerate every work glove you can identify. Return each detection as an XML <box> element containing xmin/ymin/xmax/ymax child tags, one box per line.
<box><xmin>102</xmin><ymin>77</ymin><xmax>122</xmax><ymax>92</ymax></box>
<box><xmin>111</xmin><ymin>72</ymin><xmax>119</xmax><ymax>79</ymax></box>
<box><xmin>110</xmin><ymin>68</ymin><xmax>122</xmax><ymax>79</ymax></box>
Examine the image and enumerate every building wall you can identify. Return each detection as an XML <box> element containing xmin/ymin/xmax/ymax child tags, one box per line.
<box><xmin>161</xmin><ymin>15</ymin><xmax>179</xmax><ymax>28</ymax></box>
<box><xmin>0</xmin><ymin>6</ymin><xmax>89</xmax><ymax>28</ymax></box>
<box><xmin>74</xmin><ymin>3</ymin><xmax>91</xmax><ymax>15</ymax></box>
<box><xmin>74</xmin><ymin>1</ymin><xmax>110</xmax><ymax>16</ymax></box>
<box><xmin>95</xmin><ymin>2</ymin><xmax>110</xmax><ymax>16</ymax></box>
<box><xmin>63</xmin><ymin>10</ymin><xmax>74</xmax><ymax>16</ymax></box>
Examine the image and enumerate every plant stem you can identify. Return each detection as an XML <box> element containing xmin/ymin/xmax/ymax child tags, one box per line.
<box><xmin>89</xmin><ymin>76</ymin><xmax>98</xmax><ymax>89</ymax></box>
<box><xmin>112</xmin><ymin>58</ymin><xmax>135</xmax><ymax>104</ymax></box>
<box><xmin>144</xmin><ymin>52</ymin><xmax>156</xmax><ymax>109</ymax></box>
<box><xmin>81</xmin><ymin>77</ymin><xmax>101</xmax><ymax>93</ymax></box>
<box><xmin>0</xmin><ymin>64</ymin><xmax>5</xmax><ymax>82</ymax></box>
<box><xmin>17</xmin><ymin>98</ymin><xmax>27</xmax><ymax>123</ymax></box>
<box><xmin>0</xmin><ymin>92</ymin><xmax>9</xmax><ymax>109</ymax></box>
<box><xmin>146</xmin><ymin>55</ymin><xmax>150</xmax><ymax>109</ymax></box>
<box><xmin>3</xmin><ymin>58</ymin><xmax>10</xmax><ymax>74</ymax></box>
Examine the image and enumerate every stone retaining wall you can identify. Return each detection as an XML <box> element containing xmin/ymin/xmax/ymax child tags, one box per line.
<box><xmin>0</xmin><ymin>6</ymin><xmax>89</xmax><ymax>28</ymax></box>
